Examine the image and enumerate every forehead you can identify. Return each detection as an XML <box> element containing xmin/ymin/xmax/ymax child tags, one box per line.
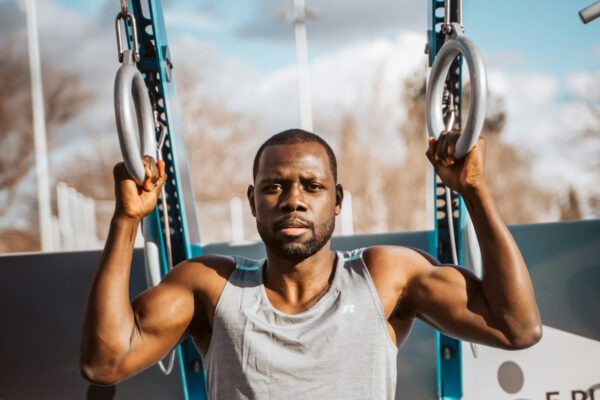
<box><xmin>256</xmin><ymin>142</ymin><xmax>332</xmax><ymax>180</ymax></box>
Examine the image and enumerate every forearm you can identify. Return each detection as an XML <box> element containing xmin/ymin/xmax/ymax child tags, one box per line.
<box><xmin>462</xmin><ymin>184</ymin><xmax>541</xmax><ymax>342</ymax></box>
<box><xmin>80</xmin><ymin>214</ymin><xmax>140</xmax><ymax>373</ymax></box>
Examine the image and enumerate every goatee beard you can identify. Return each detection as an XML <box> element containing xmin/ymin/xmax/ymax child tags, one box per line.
<box><xmin>256</xmin><ymin>216</ymin><xmax>335</xmax><ymax>260</ymax></box>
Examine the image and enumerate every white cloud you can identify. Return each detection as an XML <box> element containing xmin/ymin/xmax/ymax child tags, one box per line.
<box><xmin>567</xmin><ymin>71</ymin><xmax>600</xmax><ymax>100</ymax></box>
<box><xmin>228</xmin><ymin>31</ymin><xmax>428</xmax><ymax>161</ymax></box>
<box><xmin>486</xmin><ymin>68</ymin><xmax>599</xmax><ymax>204</ymax></box>
<box><xmin>237</xmin><ymin>0</ymin><xmax>426</xmax><ymax>47</ymax></box>
<box><xmin>484</xmin><ymin>50</ymin><xmax>527</xmax><ymax>69</ymax></box>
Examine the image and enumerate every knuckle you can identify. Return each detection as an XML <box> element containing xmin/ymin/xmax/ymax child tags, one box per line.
<box><xmin>113</xmin><ymin>162</ymin><xmax>124</xmax><ymax>175</ymax></box>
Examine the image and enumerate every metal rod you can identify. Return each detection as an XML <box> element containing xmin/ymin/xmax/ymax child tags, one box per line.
<box><xmin>444</xmin><ymin>0</ymin><xmax>451</xmax><ymax>26</ymax></box>
<box><xmin>579</xmin><ymin>1</ymin><xmax>600</xmax><ymax>24</ymax></box>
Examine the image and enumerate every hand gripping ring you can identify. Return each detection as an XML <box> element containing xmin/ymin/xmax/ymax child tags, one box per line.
<box><xmin>114</xmin><ymin>49</ymin><xmax>157</xmax><ymax>185</ymax></box>
<box><xmin>426</xmin><ymin>23</ymin><xmax>488</xmax><ymax>159</ymax></box>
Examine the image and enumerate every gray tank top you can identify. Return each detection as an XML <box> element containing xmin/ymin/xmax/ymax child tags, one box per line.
<box><xmin>204</xmin><ymin>248</ymin><xmax>398</xmax><ymax>399</ymax></box>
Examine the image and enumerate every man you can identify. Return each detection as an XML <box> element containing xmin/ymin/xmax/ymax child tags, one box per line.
<box><xmin>80</xmin><ymin>129</ymin><xmax>541</xmax><ymax>399</ymax></box>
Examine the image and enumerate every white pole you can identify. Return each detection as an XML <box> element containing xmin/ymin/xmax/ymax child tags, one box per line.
<box><xmin>292</xmin><ymin>0</ymin><xmax>314</xmax><ymax>131</ymax></box>
<box><xmin>86</xmin><ymin>198</ymin><xmax>98</xmax><ymax>248</ymax></box>
<box><xmin>340</xmin><ymin>191</ymin><xmax>354</xmax><ymax>235</ymax></box>
<box><xmin>51</xmin><ymin>215</ymin><xmax>61</xmax><ymax>250</ymax></box>
<box><xmin>57</xmin><ymin>182</ymin><xmax>73</xmax><ymax>250</ymax></box>
<box><xmin>230</xmin><ymin>197</ymin><xmax>245</xmax><ymax>243</ymax></box>
<box><xmin>75</xmin><ymin>190</ymin><xmax>87</xmax><ymax>249</ymax></box>
<box><xmin>25</xmin><ymin>0</ymin><xmax>53</xmax><ymax>251</ymax></box>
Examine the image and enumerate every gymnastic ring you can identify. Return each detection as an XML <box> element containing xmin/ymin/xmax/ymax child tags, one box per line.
<box><xmin>426</xmin><ymin>22</ymin><xmax>487</xmax><ymax>159</ymax></box>
<box><xmin>114</xmin><ymin>49</ymin><xmax>157</xmax><ymax>185</ymax></box>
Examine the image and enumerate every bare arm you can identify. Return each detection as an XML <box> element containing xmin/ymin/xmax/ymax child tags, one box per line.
<box><xmin>404</xmin><ymin>135</ymin><xmax>541</xmax><ymax>349</ymax></box>
<box><xmin>79</xmin><ymin>161</ymin><xmax>195</xmax><ymax>384</ymax></box>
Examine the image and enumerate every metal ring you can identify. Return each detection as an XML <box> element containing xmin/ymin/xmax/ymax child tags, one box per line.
<box><xmin>114</xmin><ymin>50</ymin><xmax>157</xmax><ymax>185</ymax></box>
<box><xmin>426</xmin><ymin>23</ymin><xmax>487</xmax><ymax>159</ymax></box>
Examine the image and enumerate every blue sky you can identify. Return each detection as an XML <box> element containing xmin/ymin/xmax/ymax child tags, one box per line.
<box><xmin>466</xmin><ymin>1</ymin><xmax>600</xmax><ymax>77</ymax></box>
<box><xmin>50</xmin><ymin>0</ymin><xmax>600</xmax><ymax>76</ymax></box>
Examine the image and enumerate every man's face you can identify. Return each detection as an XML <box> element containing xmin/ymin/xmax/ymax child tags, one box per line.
<box><xmin>248</xmin><ymin>142</ymin><xmax>342</xmax><ymax>260</ymax></box>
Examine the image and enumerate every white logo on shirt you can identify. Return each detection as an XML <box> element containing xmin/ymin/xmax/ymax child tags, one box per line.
<box><xmin>341</xmin><ymin>304</ymin><xmax>355</xmax><ymax>314</ymax></box>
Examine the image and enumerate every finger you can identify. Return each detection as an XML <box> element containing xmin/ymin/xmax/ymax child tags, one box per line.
<box><xmin>436</xmin><ymin>131</ymin><xmax>448</xmax><ymax>163</ymax></box>
<box><xmin>157</xmin><ymin>160</ymin><xmax>166</xmax><ymax>179</ymax></box>
<box><xmin>143</xmin><ymin>163</ymin><xmax>154</xmax><ymax>192</ymax></box>
<box><xmin>426</xmin><ymin>137</ymin><xmax>436</xmax><ymax>163</ymax></box>
<box><xmin>447</xmin><ymin>131</ymin><xmax>460</xmax><ymax>160</ymax></box>
<box><xmin>157</xmin><ymin>160</ymin><xmax>167</xmax><ymax>188</ymax></box>
<box><xmin>443</xmin><ymin>131</ymin><xmax>460</xmax><ymax>166</ymax></box>
<box><xmin>112</xmin><ymin>162</ymin><xmax>127</xmax><ymax>180</ymax></box>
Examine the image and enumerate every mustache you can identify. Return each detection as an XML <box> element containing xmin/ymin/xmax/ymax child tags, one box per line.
<box><xmin>272</xmin><ymin>215</ymin><xmax>313</xmax><ymax>230</ymax></box>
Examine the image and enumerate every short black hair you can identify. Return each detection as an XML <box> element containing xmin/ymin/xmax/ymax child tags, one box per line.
<box><xmin>253</xmin><ymin>129</ymin><xmax>337</xmax><ymax>183</ymax></box>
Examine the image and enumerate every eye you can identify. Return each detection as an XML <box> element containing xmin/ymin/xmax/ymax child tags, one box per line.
<box><xmin>263</xmin><ymin>183</ymin><xmax>282</xmax><ymax>193</ymax></box>
<box><xmin>305</xmin><ymin>182</ymin><xmax>323</xmax><ymax>192</ymax></box>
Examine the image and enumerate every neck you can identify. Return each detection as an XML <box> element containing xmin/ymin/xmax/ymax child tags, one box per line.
<box><xmin>263</xmin><ymin>243</ymin><xmax>337</xmax><ymax>307</ymax></box>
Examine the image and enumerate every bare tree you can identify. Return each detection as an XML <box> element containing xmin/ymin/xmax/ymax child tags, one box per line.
<box><xmin>573</xmin><ymin>76</ymin><xmax>600</xmax><ymax>217</ymax></box>
<box><xmin>462</xmin><ymin>81</ymin><xmax>557</xmax><ymax>224</ymax></box>
<box><xmin>0</xmin><ymin>39</ymin><xmax>92</xmax><ymax>212</ymax></box>
<box><xmin>335</xmin><ymin>66</ymin><xmax>560</xmax><ymax>235</ymax></box>
<box><xmin>0</xmin><ymin>38</ymin><xmax>93</xmax><ymax>251</ymax></box>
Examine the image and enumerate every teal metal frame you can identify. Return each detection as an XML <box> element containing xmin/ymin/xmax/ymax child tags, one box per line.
<box><xmin>428</xmin><ymin>0</ymin><xmax>465</xmax><ymax>398</ymax></box>
<box><xmin>124</xmin><ymin>0</ymin><xmax>207</xmax><ymax>398</ymax></box>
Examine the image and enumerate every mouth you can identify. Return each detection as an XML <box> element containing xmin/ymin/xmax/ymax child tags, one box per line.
<box><xmin>279</xmin><ymin>227</ymin><xmax>309</xmax><ymax>236</ymax></box>
<box><xmin>274</xmin><ymin>217</ymin><xmax>312</xmax><ymax>236</ymax></box>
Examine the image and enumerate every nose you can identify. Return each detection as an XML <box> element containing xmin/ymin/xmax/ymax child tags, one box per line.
<box><xmin>279</xmin><ymin>184</ymin><xmax>307</xmax><ymax>213</ymax></box>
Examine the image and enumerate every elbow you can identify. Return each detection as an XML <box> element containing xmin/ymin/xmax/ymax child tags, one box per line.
<box><xmin>80</xmin><ymin>363</ymin><xmax>121</xmax><ymax>386</ymax></box>
<box><xmin>80</xmin><ymin>364</ymin><xmax>116</xmax><ymax>386</ymax></box>
<box><xmin>79</xmin><ymin>357</ymin><xmax>122</xmax><ymax>386</ymax></box>
<box><xmin>507</xmin><ymin>323</ymin><xmax>543</xmax><ymax>350</ymax></box>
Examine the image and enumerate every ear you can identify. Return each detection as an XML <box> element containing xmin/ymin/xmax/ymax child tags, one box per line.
<box><xmin>247</xmin><ymin>184</ymin><xmax>256</xmax><ymax>217</ymax></box>
<box><xmin>335</xmin><ymin>184</ymin><xmax>344</xmax><ymax>216</ymax></box>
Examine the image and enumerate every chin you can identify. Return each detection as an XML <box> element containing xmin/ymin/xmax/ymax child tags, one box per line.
<box><xmin>277</xmin><ymin>243</ymin><xmax>318</xmax><ymax>259</ymax></box>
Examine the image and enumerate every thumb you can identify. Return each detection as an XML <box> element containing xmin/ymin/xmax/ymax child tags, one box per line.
<box><xmin>156</xmin><ymin>160</ymin><xmax>167</xmax><ymax>190</ymax></box>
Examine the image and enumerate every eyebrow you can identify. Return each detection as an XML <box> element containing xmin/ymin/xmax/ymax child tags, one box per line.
<box><xmin>257</xmin><ymin>172</ymin><xmax>327</xmax><ymax>185</ymax></box>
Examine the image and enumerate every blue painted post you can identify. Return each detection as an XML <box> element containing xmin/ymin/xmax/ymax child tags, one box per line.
<box><xmin>428</xmin><ymin>0</ymin><xmax>464</xmax><ymax>398</ymax></box>
<box><xmin>124</xmin><ymin>1</ymin><xmax>207</xmax><ymax>398</ymax></box>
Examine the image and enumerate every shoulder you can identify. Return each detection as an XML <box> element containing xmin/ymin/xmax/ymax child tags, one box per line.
<box><xmin>361</xmin><ymin>245</ymin><xmax>436</xmax><ymax>281</ymax></box>
<box><xmin>360</xmin><ymin>246</ymin><xmax>437</xmax><ymax>317</ymax></box>
<box><xmin>163</xmin><ymin>255</ymin><xmax>236</xmax><ymax>295</ymax></box>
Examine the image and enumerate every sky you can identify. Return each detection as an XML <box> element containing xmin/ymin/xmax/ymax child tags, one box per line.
<box><xmin>45</xmin><ymin>0</ymin><xmax>600</xmax><ymax>75</ymax></box>
<box><xmin>1</xmin><ymin>0</ymin><xmax>599</xmax><ymax>225</ymax></box>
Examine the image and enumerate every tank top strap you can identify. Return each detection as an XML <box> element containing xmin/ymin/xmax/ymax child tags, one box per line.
<box><xmin>227</xmin><ymin>255</ymin><xmax>264</xmax><ymax>286</ymax></box>
<box><xmin>339</xmin><ymin>247</ymin><xmax>367</xmax><ymax>262</ymax></box>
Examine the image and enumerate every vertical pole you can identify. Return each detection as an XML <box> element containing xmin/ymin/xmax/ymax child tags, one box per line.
<box><xmin>340</xmin><ymin>191</ymin><xmax>354</xmax><ymax>235</ymax></box>
<box><xmin>128</xmin><ymin>1</ymin><xmax>205</xmax><ymax>397</ymax></box>
<box><xmin>229</xmin><ymin>197</ymin><xmax>245</xmax><ymax>243</ymax></box>
<box><xmin>292</xmin><ymin>0</ymin><xmax>314</xmax><ymax>131</ymax></box>
<box><xmin>25</xmin><ymin>0</ymin><xmax>53</xmax><ymax>251</ymax></box>
<box><xmin>429</xmin><ymin>0</ymin><xmax>464</xmax><ymax>398</ymax></box>
<box><xmin>57</xmin><ymin>182</ymin><xmax>72</xmax><ymax>250</ymax></box>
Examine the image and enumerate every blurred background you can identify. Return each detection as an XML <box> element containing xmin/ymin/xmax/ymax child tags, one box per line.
<box><xmin>0</xmin><ymin>0</ymin><xmax>599</xmax><ymax>253</ymax></box>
